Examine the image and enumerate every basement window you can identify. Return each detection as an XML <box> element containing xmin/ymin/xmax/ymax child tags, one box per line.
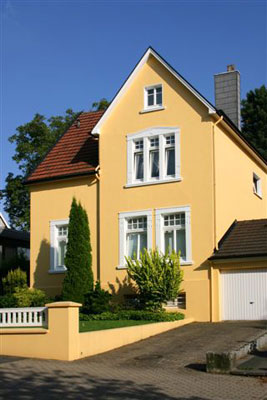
<box><xmin>253</xmin><ymin>173</ymin><xmax>262</xmax><ymax>198</ymax></box>
<box><xmin>166</xmin><ymin>293</ymin><xmax>186</xmax><ymax>309</ymax></box>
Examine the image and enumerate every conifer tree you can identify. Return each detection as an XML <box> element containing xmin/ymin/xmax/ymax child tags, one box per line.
<box><xmin>62</xmin><ymin>198</ymin><xmax>93</xmax><ymax>303</ymax></box>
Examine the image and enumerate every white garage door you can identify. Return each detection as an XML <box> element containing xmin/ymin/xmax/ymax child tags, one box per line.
<box><xmin>221</xmin><ymin>268</ymin><xmax>267</xmax><ymax>320</ymax></box>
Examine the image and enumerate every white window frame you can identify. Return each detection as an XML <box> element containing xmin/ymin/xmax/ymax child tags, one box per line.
<box><xmin>49</xmin><ymin>219</ymin><xmax>69</xmax><ymax>274</ymax></box>
<box><xmin>155</xmin><ymin>206</ymin><xmax>192</xmax><ymax>265</ymax></box>
<box><xmin>144</xmin><ymin>84</ymin><xmax>163</xmax><ymax>112</ymax></box>
<box><xmin>126</xmin><ymin>127</ymin><xmax>181</xmax><ymax>187</ymax></box>
<box><xmin>118</xmin><ymin>210</ymin><xmax>152</xmax><ymax>269</ymax></box>
<box><xmin>253</xmin><ymin>173</ymin><xmax>262</xmax><ymax>198</ymax></box>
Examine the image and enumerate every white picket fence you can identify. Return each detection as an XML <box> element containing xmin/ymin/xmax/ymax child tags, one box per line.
<box><xmin>0</xmin><ymin>307</ymin><xmax>48</xmax><ymax>328</ymax></box>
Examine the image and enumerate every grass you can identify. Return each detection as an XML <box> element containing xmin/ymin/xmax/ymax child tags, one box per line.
<box><xmin>79</xmin><ymin>320</ymin><xmax>155</xmax><ymax>332</ymax></box>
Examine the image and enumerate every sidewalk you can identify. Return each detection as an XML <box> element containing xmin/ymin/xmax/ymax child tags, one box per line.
<box><xmin>233</xmin><ymin>349</ymin><xmax>267</xmax><ymax>377</ymax></box>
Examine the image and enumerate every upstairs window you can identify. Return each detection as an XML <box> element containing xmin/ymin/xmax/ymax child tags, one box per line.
<box><xmin>144</xmin><ymin>85</ymin><xmax>162</xmax><ymax>110</ymax></box>
<box><xmin>149</xmin><ymin>137</ymin><xmax>159</xmax><ymax>179</ymax></box>
<box><xmin>253</xmin><ymin>173</ymin><xmax>262</xmax><ymax>198</ymax></box>
<box><xmin>127</xmin><ymin>128</ymin><xmax>181</xmax><ymax>187</ymax></box>
<box><xmin>134</xmin><ymin>140</ymin><xmax>144</xmax><ymax>181</ymax></box>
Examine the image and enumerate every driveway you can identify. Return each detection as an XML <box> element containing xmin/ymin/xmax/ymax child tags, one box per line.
<box><xmin>0</xmin><ymin>321</ymin><xmax>266</xmax><ymax>400</ymax></box>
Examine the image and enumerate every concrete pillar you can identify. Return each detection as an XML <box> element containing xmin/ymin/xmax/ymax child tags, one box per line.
<box><xmin>46</xmin><ymin>301</ymin><xmax>81</xmax><ymax>360</ymax></box>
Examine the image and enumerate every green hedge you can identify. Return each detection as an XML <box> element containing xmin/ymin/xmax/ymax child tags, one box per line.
<box><xmin>80</xmin><ymin>310</ymin><xmax>184</xmax><ymax>322</ymax></box>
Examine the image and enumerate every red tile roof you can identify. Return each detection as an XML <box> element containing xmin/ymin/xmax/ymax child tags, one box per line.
<box><xmin>26</xmin><ymin>111</ymin><xmax>104</xmax><ymax>184</ymax></box>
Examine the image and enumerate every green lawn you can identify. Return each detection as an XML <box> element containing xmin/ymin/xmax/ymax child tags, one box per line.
<box><xmin>79</xmin><ymin>320</ymin><xmax>155</xmax><ymax>332</ymax></box>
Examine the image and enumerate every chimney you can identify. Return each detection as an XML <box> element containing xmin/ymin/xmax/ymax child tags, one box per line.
<box><xmin>214</xmin><ymin>65</ymin><xmax>241</xmax><ymax>130</ymax></box>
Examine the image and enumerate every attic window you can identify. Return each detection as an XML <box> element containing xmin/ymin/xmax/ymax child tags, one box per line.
<box><xmin>253</xmin><ymin>173</ymin><xmax>262</xmax><ymax>198</ymax></box>
<box><xmin>144</xmin><ymin>84</ymin><xmax>163</xmax><ymax>111</ymax></box>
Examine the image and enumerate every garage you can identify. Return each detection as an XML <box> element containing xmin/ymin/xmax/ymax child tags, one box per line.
<box><xmin>209</xmin><ymin>219</ymin><xmax>267</xmax><ymax>321</ymax></box>
<box><xmin>221</xmin><ymin>268</ymin><xmax>267</xmax><ymax>320</ymax></box>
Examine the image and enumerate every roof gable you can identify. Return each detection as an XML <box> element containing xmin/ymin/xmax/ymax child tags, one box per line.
<box><xmin>26</xmin><ymin>111</ymin><xmax>104</xmax><ymax>184</ymax></box>
<box><xmin>91</xmin><ymin>47</ymin><xmax>216</xmax><ymax>135</ymax></box>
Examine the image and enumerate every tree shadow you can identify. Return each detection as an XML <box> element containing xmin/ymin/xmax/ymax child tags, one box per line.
<box><xmin>108</xmin><ymin>276</ymin><xmax>137</xmax><ymax>303</ymax></box>
<box><xmin>33</xmin><ymin>239</ymin><xmax>64</xmax><ymax>298</ymax></box>
<box><xmin>0</xmin><ymin>368</ymin><xmax>208</xmax><ymax>400</ymax></box>
<box><xmin>70</xmin><ymin>136</ymin><xmax>98</xmax><ymax>167</ymax></box>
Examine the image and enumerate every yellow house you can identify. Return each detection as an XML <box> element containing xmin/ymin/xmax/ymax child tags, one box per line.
<box><xmin>26</xmin><ymin>48</ymin><xmax>267</xmax><ymax>322</ymax></box>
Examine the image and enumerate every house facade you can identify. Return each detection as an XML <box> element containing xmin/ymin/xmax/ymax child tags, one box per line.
<box><xmin>26</xmin><ymin>48</ymin><xmax>267</xmax><ymax>322</ymax></box>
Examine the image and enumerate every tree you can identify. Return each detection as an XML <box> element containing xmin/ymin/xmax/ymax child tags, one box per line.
<box><xmin>92</xmin><ymin>98</ymin><xmax>110</xmax><ymax>111</ymax></box>
<box><xmin>241</xmin><ymin>85</ymin><xmax>267</xmax><ymax>161</ymax></box>
<box><xmin>62</xmin><ymin>198</ymin><xmax>94</xmax><ymax>304</ymax></box>
<box><xmin>126</xmin><ymin>249</ymin><xmax>183</xmax><ymax>311</ymax></box>
<box><xmin>0</xmin><ymin>109</ymin><xmax>79</xmax><ymax>230</ymax></box>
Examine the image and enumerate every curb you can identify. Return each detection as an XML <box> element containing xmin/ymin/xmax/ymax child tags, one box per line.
<box><xmin>206</xmin><ymin>331</ymin><xmax>267</xmax><ymax>374</ymax></box>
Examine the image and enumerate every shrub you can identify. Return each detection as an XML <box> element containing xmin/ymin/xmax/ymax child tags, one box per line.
<box><xmin>13</xmin><ymin>287</ymin><xmax>47</xmax><ymax>307</ymax></box>
<box><xmin>79</xmin><ymin>309</ymin><xmax>184</xmax><ymax>322</ymax></box>
<box><xmin>126</xmin><ymin>249</ymin><xmax>183</xmax><ymax>311</ymax></box>
<box><xmin>2</xmin><ymin>268</ymin><xmax>27</xmax><ymax>294</ymax></box>
<box><xmin>83</xmin><ymin>281</ymin><xmax>111</xmax><ymax>314</ymax></box>
<box><xmin>62</xmin><ymin>198</ymin><xmax>94</xmax><ymax>304</ymax></box>
<box><xmin>0</xmin><ymin>293</ymin><xmax>18</xmax><ymax>308</ymax></box>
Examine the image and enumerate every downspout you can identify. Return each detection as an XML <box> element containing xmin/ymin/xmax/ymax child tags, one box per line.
<box><xmin>94</xmin><ymin>165</ymin><xmax>101</xmax><ymax>281</ymax></box>
<box><xmin>212</xmin><ymin>116</ymin><xmax>223</xmax><ymax>251</ymax></box>
<box><xmin>210</xmin><ymin>116</ymin><xmax>223</xmax><ymax>322</ymax></box>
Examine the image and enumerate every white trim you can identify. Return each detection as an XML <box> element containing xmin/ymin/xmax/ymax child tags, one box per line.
<box><xmin>125</xmin><ymin>177</ymin><xmax>182</xmax><ymax>188</ymax></box>
<box><xmin>91</xmin><ymin>47</ymin><xmax>216</xmax><ymax>135</ymax></box>
<box><xmin>118</xmin><ymin>209</ymin><xmax>152</xmax><ymax>268</ymax></box>
<box><xmin>0</xmin><ymin>212</ymin><xmax>10</xmax><ymax>229</ymax></box>
<box><xmin>139</xmin><ymin>106</ymin><xmax>165</xmax><ymax>114</ymax></box>
<box><xmin>253</xmin><ymin>172</ymin><xmax>262</xmax><ymax>198</ymax></box>
<box><xmin>155</xmin><ymin>206</ymin><xmax>192</xmax><ymax>265</ymax></box>
<box><xmin>126</xmin><ymin>127</ymin><xmax>181</xmax><ymax>187</ymax></box>
<box><xmin>49</xmin><ymin>219</ymin><xmax>69</xmax><ymax>273</ymax></box>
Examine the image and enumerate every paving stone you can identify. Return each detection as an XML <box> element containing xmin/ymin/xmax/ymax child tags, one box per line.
<box><xmin>0</xmin><ymin>321</ymin><xmax>266</xmax><ymax>399</ymax></box>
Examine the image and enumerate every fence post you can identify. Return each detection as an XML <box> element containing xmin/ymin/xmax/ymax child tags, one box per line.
<box><xmin>46</xmin><ymin>301</ymin><xmax>81</xmax><ymax>361</ymax></box>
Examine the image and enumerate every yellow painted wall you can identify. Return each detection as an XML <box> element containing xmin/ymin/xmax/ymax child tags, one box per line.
<box><xmin>99</xmin><ymin>55</ymin><xmax>214</xmax><ymax>321</ymax></box>
<box><xmin>30</xmin><ymin>176</ymin><xmax>98</xmax><ymax>296</ymax></box>
<box><xmin>214</xmin><ymin>123</ymin><xmax>267</xmax><ymax>242</ymax></box>
<box><xmin>29</xmin><ymin>53</ymin><xmax>267</xmax><ymax>322</ymax></box>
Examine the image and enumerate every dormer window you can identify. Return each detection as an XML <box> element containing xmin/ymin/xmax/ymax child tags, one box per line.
<box><xmin>144</xmin><ymin>84</ymin><xmax>162</xmax><ymax>110</ymax></box>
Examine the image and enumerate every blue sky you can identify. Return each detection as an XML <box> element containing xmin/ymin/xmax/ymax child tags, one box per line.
<box><xmin>0</xmin><ymin>0</ymin><xmax>266</xmax><ymax>219</ymax></box>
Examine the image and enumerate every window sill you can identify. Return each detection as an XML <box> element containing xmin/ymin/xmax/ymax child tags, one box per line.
<box><xmin>125</xmin><ymin>177</ymin><xmax>182</xmax><ymax>188</ymax></box>
<box><xmin>139</xmin><ymin>106</ymin><xmax>165</xmax><ymax>114</ymax></box>
<box><xmin>180</xmin><ymin>260</ymin><xmax>193</xmax><ymax>266</ymax></box>
<box><xmin>117</xmin><ymin>260</ymin><xmax>193</xmax><ymax>270</ymax></box>
<box><xmin>48</xmin><ymin>268</ymin><xmax>67</xmax><ymax>274</ymax></box>
<box><xmin>116</xmin><ymin>265</ymin><xmax>128</xmax><ymax>270</ymax></box>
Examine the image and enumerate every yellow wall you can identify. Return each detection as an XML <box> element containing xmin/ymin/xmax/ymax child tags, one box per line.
<box><xmin>214</xmin><ymin>122</ymin><xmax>267</xmax><ymax>242</ymax></box>
<box><xmin>99</xmin><ymin>55</ymin><xmax>214</xmax><ymax>321</ymax></box>
<box><xmin>0</xmin><ymin>301</ymin><xmax>194</xmax><ymax>361</ymax></box>
<box><xmin>30</xmin><ymin>176</ymin><xmax>98</xmax><ymax>296</ymax></box>
<box><xmin>29</xmin><ymin>53</ymin><xmax>267</xmax><ymax>322</ymax></box>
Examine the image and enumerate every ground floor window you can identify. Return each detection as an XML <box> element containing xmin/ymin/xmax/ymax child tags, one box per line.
<box><xmin>118</xmin><ymin>210</ymin><xmax>152</xmax><ymax>268</ymax></box>
<box><xmin>49</xmin><ymin>219</ymin><xmax>69</xmax><ymax>273</ymax></box>
<box><xmin>155</xmin><ymin>206</ymin><xmax>192</xmax><ymax>264</ymax></box>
